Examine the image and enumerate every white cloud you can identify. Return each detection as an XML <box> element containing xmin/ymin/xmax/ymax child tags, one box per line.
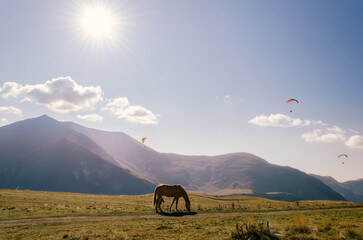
<box><xmin>104</xmin><ymin>97</ymin><xmax>158</xmax><ymax>125</ymax></box>
<box><xmin>345</xmin><ymin>135</ymin><xmax>363</xmax><ymax>149</ymax></box>
<box><xmin>0</xmin><ymin>82</ymin><xmax>23</xmax><ymax>98</ymax></box>
<box><xmin>312</xmin><ymin>120</ymin><xmax>326</xmax><ymax>126</ymax></box>
<box><xmin>0</xmin><ymin>77</ymin><xmax>103</xmax><ymax>113</ymax></box>
<box><xmin>77</xmin><ymin>114</ymin><xmax>104</xmax><ymax>122</ymax></box>
<box><xmin>302</xmin><ymin>129</ymin><xmax>346</xmax><ymax>143</ymax></box>
<box><xmin>0</xmin><ymin>118</ymin><xmax>9</xmax><ymax>124</ymax></box>
<box><xmin>327</xmin><ymin>125</ymin><xmax>346</xmax><ymax>134</ymax></box>
<box><xmin>248</xmin><ymin>113</ymin><xmax>311</xmax><ymax>127</ymax></box>
<box><xmin>0</xmin><ymin>106</ymin><xmax>22</xmax><ymax>115</ymax></box>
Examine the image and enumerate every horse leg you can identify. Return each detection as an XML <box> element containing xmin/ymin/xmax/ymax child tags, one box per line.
<box><xmin>155</xmin><ymin>196</ymin><xmax>159</xmax><ymax>212</ymax></box>
<box><xmin>159</xmin><ymin>197</ymin><xmax>164</xmax><ymax>212</ymax></box>
<box><xmin>156</xmin><ymin>196</ymin><xmax>163</xmax><ymax>212</ymax></box>
<box><xmin>175</xmin><ymin>197</ymin><xmax>179</xmax><ymax>212</ymax></box>
<box><xmin>169</xmin><ymin>197</ymin><xmax>176</xmax><ymax>211</ymax></box>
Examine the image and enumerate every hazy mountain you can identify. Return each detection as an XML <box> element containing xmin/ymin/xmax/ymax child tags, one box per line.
<box><xmin>64</xmin><ymin>119</ymin><xmax>345</xmax><ymax>202</ymax></box>
<box><xmin>0</xmin><ymin>115</ymin><xmax>347</xmax><ymax>201</ymax></box>
<box><xmin>311</xmin><ymin>175</ymin><xmax>363</xmax><ymax>202</ymax></box>
<box><xmin>343</xmin><ymin>178</ymin><xmax>363</xmax><ymax>196</ymax></box>
<box><xmin>0</xmin><ymin>115</ymin><xmax>155</xmax><ymax>195</ymax></box>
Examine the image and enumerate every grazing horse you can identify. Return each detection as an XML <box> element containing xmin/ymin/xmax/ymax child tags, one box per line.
<box><xmin>153</xmin><ymin>184</ymin><xmax>191</xmax><ymax>213</ymax></box>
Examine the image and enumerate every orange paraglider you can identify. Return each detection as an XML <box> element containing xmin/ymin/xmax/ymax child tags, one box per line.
<box><xmin>286</xmin><ymin>99</ymin><xmax>298</xmax><ymax>112</ymax></box>
<box><xmin>286</xmin><ymin>99</ymin><xmax>299</xmax><ymax>105</ymax></box>
<box><xmin>338</xmin><ymin>154</ymin><xmax>348</xmax><ymax>164</ymax></box>
<box><xmin>142</xmin><ymin>137</ymin><xmax>147</xmax><ymax>148</ymax></box>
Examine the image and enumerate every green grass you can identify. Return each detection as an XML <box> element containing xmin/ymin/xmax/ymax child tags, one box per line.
<box><xmin>0</xmin><ymin>189</ymin><xmax>358</xmax><ymax>220</ymax></box>
<box><xmin>0</xmin><ymin>189</ymin><xmax>362</xmax><ymax>239</ymax></box>
<box><xmin>1</xmin><ymin>209</ymin><xmax>362</xmax><ymax>239</ymax></box>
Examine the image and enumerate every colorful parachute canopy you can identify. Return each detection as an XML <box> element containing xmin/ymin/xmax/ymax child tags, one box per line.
<box><xmin>286</xmin><ymin>99</ymin><xmax>299</xmax><ymax>105</ymax></box>
<box><xmin>338</xmin><ymin>154</ymin><xmax>348</xmax><ymax>164</ymax></box>
<box><xmin>142</xmin><ymin>137</ymin><xmax>147</xmax><ymax>144</ymax></box>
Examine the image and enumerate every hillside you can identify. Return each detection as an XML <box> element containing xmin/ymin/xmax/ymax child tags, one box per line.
<box><xmin>63</xmin><ymin>117</ymin><xmax>345</xmax><ymax>201</ymax></box>
<box><xmin>311</xmin><ymin>175</ymin><xmax>363</xmax><ymax>202</ymax></box>
<box><xmin>343</xmin><ymin>178</ymin><xmax>363</xmax><ymax>195</ymax></box>
<box><xmin>0</xmin><ymin>115</ymin><xmax>348</xmax><ymax>201</ymax></box>
<box><xmin>0</xmin><ymin>115</ymin><xmax>155</xmax><ymax>195</ymax></box>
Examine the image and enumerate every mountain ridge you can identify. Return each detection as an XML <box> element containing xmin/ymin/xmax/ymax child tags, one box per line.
<box><xmin>0</xmin><ymin>115</ymin><xmax>155</xmax><ymax>195</ymax></box>
<box><xmin>310</xmin><ymin>174</ymin><xmax>363</xmax><ymax>202</ymax></box>
<box><xmin>0</xmin><ymin>115</ymin><xmax>351</xmax><ymax>201</ymax></box>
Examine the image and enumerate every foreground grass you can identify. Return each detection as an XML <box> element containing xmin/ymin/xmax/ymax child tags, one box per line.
<box><xmin>1</xmin><ymin>209</ymin><xmax>362</xmax><ymax>239</ymax></box>
<box><xmin>0</xmin><ymin>190</ymin><xmax>362</xmax><ymax>239</ymax></box>
<box><xmin>0</xmin><ymin>189</ymin><xmax>360</xmax><ymax>220</ymax></box>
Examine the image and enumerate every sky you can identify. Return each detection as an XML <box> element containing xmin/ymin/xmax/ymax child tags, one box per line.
<box><xmin>0</xmin><ymin>0</ymin><xmax>362</xmax><ymax>182</ymax></box>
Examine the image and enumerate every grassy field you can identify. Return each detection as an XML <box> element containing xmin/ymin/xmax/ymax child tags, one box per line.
<box><xmin>0</xmin><ymin>189</ymin><xmax>362</xmax><ymax>239</ymax></box>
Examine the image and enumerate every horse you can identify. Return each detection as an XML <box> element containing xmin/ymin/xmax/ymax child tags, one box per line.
<box><xmin>153</xmin><ymin>184</ymin><xmax>191</xmax><ymax>213</ymax></box>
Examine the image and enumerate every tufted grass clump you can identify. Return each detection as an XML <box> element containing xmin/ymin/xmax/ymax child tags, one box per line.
<box><xmin>291</xmin><ymin>215</ymin><xmax>310</xmax><ymax>234</ymax></box>
<box><xmin>231</xmin><ymin>217</ymin><xmax>280</xmax><ymax>240</ymax></box>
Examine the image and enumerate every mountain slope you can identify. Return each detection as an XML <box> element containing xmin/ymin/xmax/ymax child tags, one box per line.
<box><xmin>0</xmin><ymin>115</ymin><xmax>347</xmax><ymax>201</ymax></box>
<box><xmin>313</xmin><ymin>175</ymin><xmax>363</xmax><ymax>203</ymax></box>
<box><xmin>343</xmin><ymin>178</ymin><xmax>363</xmax><ymax>196</ymax></box>
<box><xmin>0</xmin><ymin>115</ymin><xmax>155</xmax><ymax>195</ymax></box>
<box><xmin>64</xmin><ymin>121</ymin><xmax>345</xmax><ymax>201</ymax></box>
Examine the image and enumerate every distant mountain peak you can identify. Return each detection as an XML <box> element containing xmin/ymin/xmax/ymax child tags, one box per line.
<box><xmin>0</xmin><ymin>115</ymin><xmax>352</xmax><ymax>201</ymax></box>
<box><xmin>38</xmin><ymin>114</ymin><xmax>53</xmax><ymax>119</ymax></box>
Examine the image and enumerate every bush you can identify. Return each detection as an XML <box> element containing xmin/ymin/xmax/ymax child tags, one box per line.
<box><xmin>231</xmin><ymin>217</ymin><xmax>280</xmax><ymax>240</ymax></box>
<box><xmin>292</xmin><ymin>215</ymin><xmax>310</xmax><ymax>234</ymax></box>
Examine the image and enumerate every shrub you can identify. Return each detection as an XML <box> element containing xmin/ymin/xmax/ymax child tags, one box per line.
<box><xmin>292</xmin><ymin>215</ymin><xmax>310</xmax><ymax>234</ymax></box>
<box><xmin>231</xmin><ymin>217</ymin><xmax>280</xmax><ymax>240</ymax></box>
<box><xmin>345</xmin><ymin>229</ymin><xmax>363</xmax><ymax>240</ymax></box>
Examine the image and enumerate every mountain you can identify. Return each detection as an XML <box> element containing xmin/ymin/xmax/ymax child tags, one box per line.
<box><xmin>63</xmin><ymin>119</ymin><xmax>345</xmax><ymax>202</ymax></box>
<box><xmin>311</xmin><ymin>175</ymin><xmax>363</xmax><ymax>202</ymax></box>
<box><xmin>0</xmin><ymin>115</ymin><xmax>155</xmax><ymax>195</ymax></box>
<box><xmin>343</xmin><ymin>178</ymin><xmax>363</xmax><ymax>196</ymax></box>
<box><xmin>0</xmin><ymin>115</ymin><xmax>346</xmax><ymax>201</ymax></box>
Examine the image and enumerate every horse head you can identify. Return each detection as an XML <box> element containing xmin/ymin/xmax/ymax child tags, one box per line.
<box><xmin>185</xmin><ymin>200</ymin><xmax>191</xmax><ymax>212</ymax></box>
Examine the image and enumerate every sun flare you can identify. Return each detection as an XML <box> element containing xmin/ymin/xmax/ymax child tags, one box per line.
<box><xmin>80</xmin><ymin>5</ymin><xmax>116</xmax><ymax>39</ymax></box>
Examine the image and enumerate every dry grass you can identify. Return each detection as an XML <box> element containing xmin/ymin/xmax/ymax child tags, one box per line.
<box><xmin>0</xmin><ymin>189</ymin><xmax>362</xmax><ymax>239</ymax></box>
<box><xmin>292</xmin><ymin>215</ymin><xmax>310</xmax><ymax>233</ymax></box>
<box><xmin>1</xmin><ymin>210</ymin><xmax>362</xmax><ymax>239</ymax></box>
<box><xmin>231</xmin><ymin>216</ymin><xmax>280</xmax><ymax>240</ymax></box>
<box><xmin>0</xmin><ymin>189</ymin><xmax>360</xmax><ymax>220</ymax></box>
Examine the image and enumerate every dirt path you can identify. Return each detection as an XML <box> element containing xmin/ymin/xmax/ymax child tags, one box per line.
<box><xmin>0</xmin><ymin>207</ymin><xmax>362</xmax><ymax>227</ymax></box>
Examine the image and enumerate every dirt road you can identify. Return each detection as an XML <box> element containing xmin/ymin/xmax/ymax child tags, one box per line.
<box><xmin>0</xmin><ymin>207</ymin><xmax>362</xmax><ymax>227</ymax></box>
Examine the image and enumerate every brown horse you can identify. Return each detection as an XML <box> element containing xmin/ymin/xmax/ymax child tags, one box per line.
<box><xmin>153</xmin><ymin>184</ymin><xmax>191</xmax><ymax>213</ymax></box>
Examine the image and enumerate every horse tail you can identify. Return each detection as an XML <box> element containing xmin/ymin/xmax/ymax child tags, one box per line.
<box><xmin>153</xmin><ymin>185</ymin><xmax>158</xmax><ymax>207</ymax></box>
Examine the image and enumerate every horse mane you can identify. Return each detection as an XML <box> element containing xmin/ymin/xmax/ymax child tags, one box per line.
<box><xmin>179</xmin><ymin>185</ymin><xmax>190</xmax><ymax>203</ymax></box>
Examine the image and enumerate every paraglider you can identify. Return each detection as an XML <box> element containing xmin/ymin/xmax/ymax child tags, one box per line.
<box><xmin>286</xmin><ymin>98</ymin><xmax>298</xmax><ymax>112</ymax></box>
<box><xmin>338</xmin><ymin>154</ymin><xmax>348</xmax><ymax>164</ymax></box>
<box><xmin>142</xmin><ymin>137</ymin><xmax>147</xmax><ymax>148</ymax></box>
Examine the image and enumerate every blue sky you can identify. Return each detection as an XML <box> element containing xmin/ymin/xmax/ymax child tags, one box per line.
<box><xmin>0</xmin><ymin>0</ymin><xmax>362</xmax><ymax>182</ymax></box>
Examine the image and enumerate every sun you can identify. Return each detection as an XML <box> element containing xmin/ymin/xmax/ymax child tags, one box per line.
<box><xmin>79</xmin><ymin>4</ymin><xmax>117</xmax><ymax>40</ymax></box>
<box><xmin>71</xmin><ymin>1</ymin><xmax>128</xmax><ymax>53</ymax></box>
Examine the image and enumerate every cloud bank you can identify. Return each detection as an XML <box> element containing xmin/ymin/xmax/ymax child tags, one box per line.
<box><xmin>0</xmin><ymin>106</ymin><xmax>22</xmax><ymax>115</ymax></box>
<box><xmin>248</xmin><ymin>113</ymin><xmax>312</xmax><ymax>127</ymax></box>
<box><xmin>302</xmin><ymin>129</ymin><xmax>346</xmax><ymax>143</ymax></box>
<box><xmin>77</xmin><ymin>114</ymin><xmax>104</xmax><ymax>122</ymax></box>
<box><xmin>0</xmin><ymin>77</ymin><xmax>159</xmax><ymax>125</ymax></box>
<box><xmin>345</xmin><ymin>135</ymin><xmax>363</xmax><ymax>149</ymax></box>
<box><xmin>104</xmin><ymin>97</ymin><xmax>158</xmax><ymax>125</ymax></box>
<box><xmin>0</xmin><ymin>118</ymin><xmax>9</xmax><ymax>124</ymax></box>
<box><xmin>0</xmin><ymin>77</ymin><xmax>103</xmax><ymax>113</ymax></box>
<box><xmin>249</xmin><ymin>113</ymin><xmax>363</xmax><ymax>150</ymax></box>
